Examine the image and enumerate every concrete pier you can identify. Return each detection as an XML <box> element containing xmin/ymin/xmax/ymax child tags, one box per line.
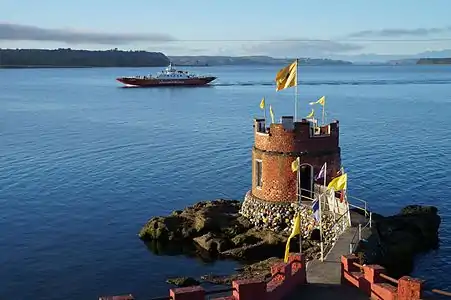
<box><xmin>284</xmin><ymin>210</ymin><xmax>371</xmax><ymax>299</ymax></box>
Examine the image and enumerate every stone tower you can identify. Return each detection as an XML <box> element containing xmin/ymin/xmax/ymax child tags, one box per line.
<box><xmin>248</xmin><ymin>116</ymin><xmax>341</xmax><ymax>204</ymax></box>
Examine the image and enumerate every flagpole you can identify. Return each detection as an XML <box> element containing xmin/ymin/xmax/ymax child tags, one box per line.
<box><xmin>264</xmin><ymin>103</ymin><xmax>267</xmax><ymax>125</ymax></box>
<box><xmin>322</xmin><ymin>99</ymin><xmax>325</xmax><ymax>125</ymax></box>
<box><xmin>320</xmin><ymin>162</ymin><xmax>326</xmax><ymax>261</ymax></box>
<box><xmin>294</xmin><ymin>58</ymin><xmax>299</xmax><ymax>121</ymax></box>
<box><xmin>297</xmin><ymin>157</ymin><xmax>302</xmax><ymax>255</ymax></box>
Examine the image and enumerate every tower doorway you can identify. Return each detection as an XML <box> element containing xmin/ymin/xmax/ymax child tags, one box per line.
<box><xmin>299</xmin><ymin>164</ymin><xmax>313</xmax><ymax>201</ymax></box>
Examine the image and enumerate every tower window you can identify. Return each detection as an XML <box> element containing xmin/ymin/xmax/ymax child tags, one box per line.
<box><xmin>255</xmin><ymin>159</ymin><xmax>263</xmax><ymax>188</ymax></box>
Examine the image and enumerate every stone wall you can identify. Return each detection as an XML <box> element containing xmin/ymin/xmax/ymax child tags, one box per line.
<box><xmin>341</xmin><ymin>254</ymin><xmax>428</xmax><ymax>300</ymax></box>
<box><xmin>240</xmin><ymin>191</ymin><xmax>315</xmax><ymax>234</ymax></box>
<box><xmin>240</xmin><ymin>191</ymin><xmax>345</xmax><ymax>248</ymax></box>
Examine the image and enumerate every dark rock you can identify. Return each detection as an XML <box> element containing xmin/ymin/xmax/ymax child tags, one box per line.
<box><xmin>400</xmin><ymin>204</ymin><xmax>438</xmax><ymax>216</ymax></box>
<box><xmin>360</xmin><ymin>205</ymin><xmax>441</xmax><ymax>278</ymax></box>
<box><xmin>138</xmin><ymin>215</ymin><xmax>197</xmax><ymax>241</ymax></box>
<box><xmin>220</xmin><ymin>228</ymin><xmax>289</xmax><ymax>261</ymax></box>
<box><xmin>201</xmin><ymin>257</ymin><xmax>282</xmax><ymax>285</ymax></box>
<box><xmin>166</xmin><ymin>277</ymin><xmax>200</xmax><ymax>287</ymax></box>
<box><xmin>139</xmin><ymin>199</ymin><xmax>241</xmax><ymax>241</ymax></box>
<box><xmin>231</xmin><ymin>233</ymin><xmax>260</xmax><ymax>247</ymax></box>
<box><xmin>193</xmin><ymin>232</ymin><xmax>233</xmax><ymax>253</ymax></box>
<box><xmin>139</xmin><ymin>199</ymin><xmax>294</xmax><ymax>262</ymax></box>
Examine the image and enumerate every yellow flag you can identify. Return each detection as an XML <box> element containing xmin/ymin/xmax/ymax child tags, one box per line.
<box><xmin>306</xmin><ymin>109</ymin><xmax>314</xmax><ymax>118</ymax></box>
<box><xmin>327</xmin><ymin>173</ymin><xmax>347</xmax><ymax>191</ymax></box>
<box><xmin>291</xmin><ymin>157</ymin><xmax>299</xmax><ymax>172</ymax></box>
<box><xmin>275</xmin><ymin>60</ymin><xmax>297</xmax><ymax>92</ymax></box>
<box><xmin>284</xmin><ymin>213</ymin><xmax>301</xmax><ymax>263</ymax></box>
<box><xmin>260</xmin><ymin>97</ymin><xmax>265</xmax><ymax>109</ymax></box>
<box><xmin>309</xmin><ymin>96</ymin><xmax>325</xmax><ymax>106</ymax></box>
<box><xmin>269</xmin><ymin>105</ymin><xmax>275</xmax><ymax>123</ymax></box>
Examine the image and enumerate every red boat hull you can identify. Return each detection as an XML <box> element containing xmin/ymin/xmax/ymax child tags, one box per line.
<box><xmin>116</xmin><ymin>76</ymin><xmax>216</xmax><ymax>87</ymax></box>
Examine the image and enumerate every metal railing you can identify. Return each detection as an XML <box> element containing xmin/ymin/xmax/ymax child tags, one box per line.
<box><xmin>297</xmin><ymin>185</ymin><xmax>375</xmax><ymax>261</ymax></box>
<box><xmin>322</xmin><ymin>207</ymin><xmax>351</xmax><ymax>258</ymax></box>
<box><xmin>347</xmin><ymin>195</ymin><xmax>369</xmax><ymax>216</ymax></box>
<box><xmin>349</xmin><ymin>211</ymin><xmax>373</xmax><ymax>254</ymax></box>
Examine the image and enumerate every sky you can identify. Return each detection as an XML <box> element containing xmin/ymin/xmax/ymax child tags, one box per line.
<box><xmin>1</xmin><ymin>0</ymin><xmax>451</xmax><ymax>59</ymax></box>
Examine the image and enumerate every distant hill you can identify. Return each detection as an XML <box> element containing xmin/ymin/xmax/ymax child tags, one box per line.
<box><xmin>385</xmin><ymin>59</ymin><xmax>419</xmax><ymax>65</ymax></box>
<box><xmin>335</xmin><ymin>49</ymin><xmax>451</xmax><ymax>64</ymax></box>
<box><xmin>0</xmin><ymin>48</ymin><xmax>170</xmax><ymax>68</ymax></box>
<box><xmin>0</xmin><ymin>49</ymin><xmax>352</xmax><ymax>68</ymax></box>
<box><xmin>169</xmin><ymin>55</ymin><xmax>352</xmax><ymax>66</ymax></box>
<box><xmin>417</xmin><ymin>58</ymin><xmax>451</xmax><ymax>65</ymax></box>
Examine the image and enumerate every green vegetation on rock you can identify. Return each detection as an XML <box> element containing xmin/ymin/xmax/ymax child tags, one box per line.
<box><xmin>166</xmin><ymin>277</ymin><xmax>200</xmax><ymax>287</ymax></box>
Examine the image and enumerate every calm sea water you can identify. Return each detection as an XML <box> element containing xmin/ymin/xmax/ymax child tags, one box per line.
<box><xmin>0</xmin><ymin>65</ymin><xmax>450</xmax><ymax>299</ymax></box>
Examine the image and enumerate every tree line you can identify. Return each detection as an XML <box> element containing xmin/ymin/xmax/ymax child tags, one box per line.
<box><xmin>0</xmin><ymin>48</ymin><xmax>170</xmax><ymax>68</ymax></box>
<box><xmin>417</xmin><ymin>58</ymin><xmax>451</xmax><ymax>65</ymax></box>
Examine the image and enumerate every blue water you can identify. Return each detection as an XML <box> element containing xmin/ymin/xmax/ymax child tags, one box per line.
<box><xmin>0</xmin><ymin>65</ymin><xmax>450</xmax><ymax>299</ymax></box>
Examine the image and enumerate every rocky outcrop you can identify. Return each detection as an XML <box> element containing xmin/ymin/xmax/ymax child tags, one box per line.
<box><xmin>139</xmin><ymin>199</ymin><xmax>334</xmax><ymax>262</ymax></box>
<box><xmin>139</xmin><ymin>200</ymin><xmax>249</xmax><ymax>242</ymax></box>
<box><xmin>166</xmin><ymin>277</ymin><xmax>200</xmax><ymax>287</ymax></box>
<box><xmin>356</xmin><ymin>205</ymin><xmax>441</xmax><ymax>278</ymax></box>
<box><xmin>200</xmin><ymin>257</ymin><xmax>283</xmax><ymax>285</ymax></box>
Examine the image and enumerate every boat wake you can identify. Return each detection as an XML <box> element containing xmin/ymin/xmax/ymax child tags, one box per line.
<box><xmin>212</xmin><ymin>79</ymin><xmax>451</xmax><ymax>87</ymax></box>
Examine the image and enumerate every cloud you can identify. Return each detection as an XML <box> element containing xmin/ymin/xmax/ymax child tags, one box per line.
<box><xmin>241</xmin><ymin>39</ymin><xmax>364</xmax><ymax>58</ymax></box>
<box><xmin>348</xmin><ymin>26</ymin><xmax>451</xmax><ymax>38</ymax></box>
<box><xmin>0</xmin><ymin>22</ymin><xmax>175</xmax><ymax>45</ymax></box>
<box><xmin>146</xmin><ymin>44</ymin><xmax>210</xmax><ymax>55</ymax></box>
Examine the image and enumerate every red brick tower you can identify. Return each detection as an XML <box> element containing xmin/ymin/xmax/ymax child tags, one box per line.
<box><xmin>249</xmin><ymin>116</ymin><xmax>341</xmax><ymax>203</ymax></box>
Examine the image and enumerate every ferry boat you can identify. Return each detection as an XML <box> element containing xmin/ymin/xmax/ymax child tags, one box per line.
<box><xmin>116</xmin><ymin>63</ymin><xmax>217</xmax><ymax>87</ymax></box>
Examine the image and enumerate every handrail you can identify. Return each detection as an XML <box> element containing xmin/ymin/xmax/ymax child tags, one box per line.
<box><xmin>351</xmin><ymin>262</ymin><xmax>451</xmax><ymax>297</ymax></box>
<box><xmin>347</xmin><ymin>194</ymin><xmax>369</xmax><ymax>206</ymax></box>
<box><xmin>352</xmin><ymin>262</ymin><xmax>398</xmax><ymax>284</ymax></box>
<box><xmin>349</xmin><ymin>225</ymin><xmax>360</xmax><ymax>254</ymax></box>
<box><xmin>298</xmin><ymin>185</ymin><xmax>375</xmax><ymax>260</ymax></box>
<box><xmin>349</xmin><ymin>211</ymin><xmax>373</xmax><ymax>254</ymax></box>
<box><xmin>347</xmin><ymin>198</ymin><xmax>369</xmax><ymax>217</ymax></box>
<box><xmin>298</xmin><ymin>186</ymin><xmax>369</xmax><ymax>217</ymax></box>
<box><xmin>431</xmin><ymin>289</ymin><xmax>451</xmax><ymax>297</ymax></box>
<box><xmin>323</xmin><ymin>207</ymin><xmax>351</xmax><ymax>256</ymax></box>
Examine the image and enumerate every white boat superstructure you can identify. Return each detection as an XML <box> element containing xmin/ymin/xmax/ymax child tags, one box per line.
<box><xmin>152</xmin><ymin>63</ymin><xmax>200</xmax><ymax>79</ymax></box>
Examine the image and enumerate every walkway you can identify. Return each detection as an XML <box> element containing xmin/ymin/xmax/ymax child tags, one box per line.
<box><xmin>283</xmin><ymin>211</ymin><xmax>371</xmax><ymax>299</ymax></box>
